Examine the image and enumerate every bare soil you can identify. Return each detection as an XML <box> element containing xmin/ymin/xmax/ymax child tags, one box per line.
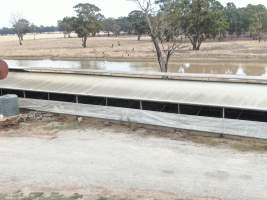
<box><xmin>1</xmin><ymin>34</ymin><xmax>267</xmax><ymax>63</ymax></box>
<box><xmin>0</xmin><ymin>112</ymin><xmax>267</xmax><ymax>200</ymax></box>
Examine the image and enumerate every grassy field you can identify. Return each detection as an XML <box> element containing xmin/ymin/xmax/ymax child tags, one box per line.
<box><xmin>1</xmin><ymin>33</ymin><xmax>267</xmax><ymax>62</ymax></box>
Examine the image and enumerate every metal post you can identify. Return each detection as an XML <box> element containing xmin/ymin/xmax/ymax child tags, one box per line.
<box><xmin>23</xmin><ymin>91</ymin><xmax>26</xmax><ymax>98</ymax></box>
<box><xmin>105</xmin><ymin>98</ymin><xmax>108</xmax><ymax>106</ymax></box>
<box><xmin>222</xmin><ymin>107</ymin><xmax>225</xmax><ymax>118</ymax></box>
<box><xmin>140</xmin><ymin>101</ymin><xmax>143</xmax><ymax>110</ymax></box>
<box><xmin>178</xmin><ymin>104</ymin><xmax>180</xmax><ymax>114</ymax></box>
<box><xmin>76</xmin><ymin>96</ymin><xmax>79</xmax><ymax>104</ymax></box>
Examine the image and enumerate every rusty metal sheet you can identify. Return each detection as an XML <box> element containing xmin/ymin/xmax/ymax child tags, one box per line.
<box><xmin>0</xmin><ymin>60</ymin><xmax>8</xmax><ymax>80</ymax></box>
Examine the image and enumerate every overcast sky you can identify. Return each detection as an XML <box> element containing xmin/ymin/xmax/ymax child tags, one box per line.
<box><xmin>1</xmin><ymin>0</ymin><xmax>267</xmax><ymax>28</ymax></box>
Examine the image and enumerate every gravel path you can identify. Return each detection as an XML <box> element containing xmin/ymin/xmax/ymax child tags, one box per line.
<box><xmin>0</xmin><ymin>124</ymin><xmax>267</xmax><ymax>200</ymax></box>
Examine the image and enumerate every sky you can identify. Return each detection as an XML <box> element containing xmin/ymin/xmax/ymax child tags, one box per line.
<box><xmin>1</xmin><ymin>0</ymin><xmax>267</xmax><ymax>28</ymax></box>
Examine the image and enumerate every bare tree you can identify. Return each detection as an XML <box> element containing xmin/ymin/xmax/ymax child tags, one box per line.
<box><xmin>11</xmin><ymin>15</ymin><xmax>30</xmax><ymax>46</ymax></box>
<box><xmin>129</xmin><ymin>0</ymin><xmax>184</xmax><ymax>72</ymax></box>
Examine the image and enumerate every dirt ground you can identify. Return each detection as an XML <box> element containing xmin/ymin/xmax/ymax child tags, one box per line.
<box><xmin>0</xmin><ymin>112</ymin><xmax>267</xmax><ymax>200</ymax></box>
<box><xmin>1</xmin><ymin>33</ymin><xmax>267</xmax><ymax>62</ymax></box>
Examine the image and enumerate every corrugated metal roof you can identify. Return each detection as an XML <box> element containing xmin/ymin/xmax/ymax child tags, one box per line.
<box><xmin>1</xmin><ymin>71</ymin><xmax>267</xmax><ymax>111</ymax></box>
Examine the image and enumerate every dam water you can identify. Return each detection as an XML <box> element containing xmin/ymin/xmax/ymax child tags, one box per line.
<box><xmin>5</xmin><ymin>59</ymin><xmax>267</xmax><ymax>77</ymax></box>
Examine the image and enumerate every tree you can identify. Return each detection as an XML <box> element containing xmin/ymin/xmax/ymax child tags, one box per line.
<box><xmin>30</xmin><ymin>24</ymin><xmax>38</xmax><ymax>40</ymax></box>
<box><xmin>245</xmin><ymin>4</ymin><xmax>267</xmax><ymax>42</ymax></box>
<box><xmin>111</xmin><ymin>22</ymin><xmax>121</xmax><ymax>36</ymax></box>
<box><xmin>103</xmin><ymin>18</ymin><xmax>115</xmax><ymax>36</ymax></box>
<box><xmin>175</xmin><ymin>0</ymin><xmax>228</xmax><ymax>50</ymax></box>
<box><xmin>36</xmin><ymin>25</ymin><xmax>58</xmax><ymax>33</ymax></box>
<box><xmin>102</xmin><ymin>18</ymin><xmax>122</xmax><ymax>36</ymax></box>
<box><xmin>238</xmin><ymin>8</ymin><xmax>250</xmax><ymax>35</ymax></box>
<box><xmin>0</xmin><ymin>27</ymin><xmax>15</xmax><ymax>35</ymax></box>
<box><xmin>58</xmin><ymin>17</ymin><xmax>75</xmax><ymax>38</ymax></box>
<box><xmin>208</xmin><ymin>0</ymin><xmax>229</xmax><ymax>40</ymax></box>
<box><xmin>130</xmin><ymin>0</ymin><xmax>184</xmax><ymax>72</ymax></box>
<box><xmin>224</xmin><ymin>2</ymin><xmax>240</xmax><ymax>37</ymax></box>
<box><xmin>73</xmin><ymin>3</ymin><xmax>104</xmax><ymax>48</ymax></box>
<box><xmin>128</xmin><ymin>10</ymin><xmax>149</xmax><ymax>40</ymax></box>
<box><xmin>11</xmin><ymin>16</ymin><xmax>30</xmax><ymax>45</ymax></box>
<box><xmin>116</xmin><ymin>17</ymin><xmax>131</xmax><ymax>34</ymax></box>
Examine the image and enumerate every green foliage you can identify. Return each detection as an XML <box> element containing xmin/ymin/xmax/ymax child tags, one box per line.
<box><xmin>96</xmin><ymin>197</ymin><xmax>109</xmax><ymax>200</ymax></box>
<box><xmin>128</xmin><ymin>10</ymin><xmax>149</xmax><ymax>40</ymax></box>
<box><xmin>53</xmin><ymin>0</ymin><xmax>267</xmax><ymax>51</ymax></box>
<box><xmin>73</xmin><ymin>3</ymin><xmax>104</xmax><ymax>47</ymax></box>
<box><xmin>245</xmin><ymin>4</ymin><xmax>267</xmax><ymax>40</ymax></box>
<box><xmin>103</xmin><ymin>18</ymin><xmax>123</xmax><ymax>36</ymax></box>
<box><xmin>102</xmin><ymin>18</ymin><xmax>116</xmax><ymax>36</ymax></box>
<box><xmin>224</xmin><ymin>2</ymin><xmax>267</xmax><ymax>39</ymax></box>
<box><xmin>13</xmin><ymin>18</ymin><xmax>31</xmax><ymax>36</ymax></box>
<box><xmin>12</xmin><ymin>18</ymin><xmax>31</xmax><ymax>45</ymax></box>
<box><xmin>156</xmin><ymin>0</ymin><xmax>228</xmax><ymax>50</ymax></box>
<box><xmin>185</xmin><ymin>0</ymin><xmax>227</xmax><ymax>49</ymax></box>
<box><xmin>224</xmin><ymin>2</ymin><xmax>241</xmax><ymax>36</ymax></box>
<box><xmin>58</xmin><ymin>17</ymin><xmax>76</xmax><ymax>38</ymax></box>
<box><xmin>103</xmin><ymin>17</ymin><xmax>131</xmax><ymax>36</ymax></box>
<box><xmin>116</xmin><ymin>17</ymin><xmax>131</xmax><ymax>34</ymax></box>
<box><xmin>156</xmin><ymin>0</ymin><xmax>184</xmax><ymax>42</ymax></box>
<box><xmin>0</xmin><ymin>192</ymin><xmax>83</xmax><ymax>200</ymax></box>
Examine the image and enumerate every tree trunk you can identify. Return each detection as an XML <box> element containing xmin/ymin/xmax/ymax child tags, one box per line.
<box><xmin>144</xmin><ymin>13</ymin><xmax>168</xmax><ymax>73</ymax></box>
<box><xmin>82</xmin><ymin>37</ymin><xmax>87</xmax><ymax>48</ymax></box>
<box><xmin>258</xmin><ymin>32</ymin><xmax>262</xmax><ymax>43</ymax></box>
<box><xmin>151</xmin><ymin>37</ymin><xmax>168</xmax><ymax>72</ymax></box>
<box><xmin>189</xmin><ymin>35</ymin><xmax>203</xmax><ymax>51</ymax></box>
<box><xmin>192</xmin><ymin>41</ymin><xmax>200</xmax><ymax>50</ymax></box>
<box><xmin>192</xmin><ymin>43</ymin><xmax>197</xmax><ymax>50</ymax></box>
<box><xmin>18</xmin><ymin>35</ymin><xmax>22</xmax><ymax>46</ymax></box>
<box><xmin>137</xmin><ymin>35</ymin><xmax>141</xmax><ymax>41</ymax></box>
<box><xmin>192</xmin><ymin>40</ymin><xmax>201</xmax><ymax>50</ymax></box>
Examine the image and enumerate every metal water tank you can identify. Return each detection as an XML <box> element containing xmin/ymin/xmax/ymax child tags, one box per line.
<box><xmin>0</xmin><ymin>95</ymin><xmax>19</xmax><ymax>117</ymax></box>
<box><xmin>0</xmin><ymin>59</ymin><xmax>8</xmax><ymax>80</ymax></box>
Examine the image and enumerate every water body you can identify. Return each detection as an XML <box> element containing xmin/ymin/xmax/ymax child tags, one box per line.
<box><xmin>5</xmin><ymin>59</ymin><xmax>267</xmax><ymax>77</ymax></box>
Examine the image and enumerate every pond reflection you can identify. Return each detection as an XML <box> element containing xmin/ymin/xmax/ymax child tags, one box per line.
<box><xmin>5</xmin><ymin>59</ymin><xmax>267</xmax><ymax>77</ymax></box>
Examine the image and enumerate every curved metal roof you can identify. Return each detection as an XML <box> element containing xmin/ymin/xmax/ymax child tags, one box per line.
<box><xmin>1</xmin><ymin>71</ymin><xmax>267</xmax><ymax>111</ymax></box>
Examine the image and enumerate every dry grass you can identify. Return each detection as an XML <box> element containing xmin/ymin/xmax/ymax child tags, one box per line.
<box><xmin>1</xmin><ymin>33</ymin><xmax>267</xmax><ymax>62</ymax></box>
